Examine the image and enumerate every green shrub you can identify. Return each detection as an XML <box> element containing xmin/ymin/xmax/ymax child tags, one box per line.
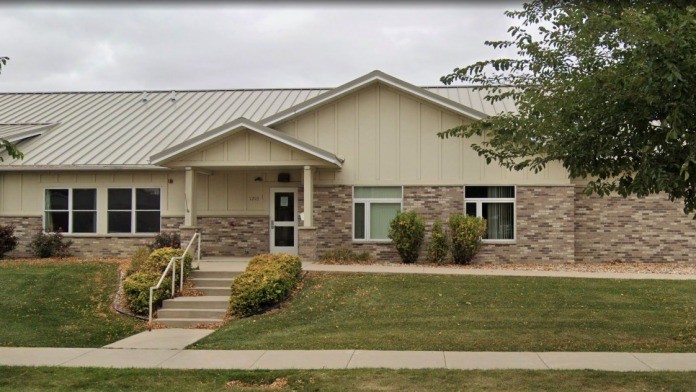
<box><xmin>151</xmin><ymin>232</ymin><xmax>181</xmax><ymax>250</ymax></box>
<box><xmin>388</xmin><ymin>210</ymin><xmax>425</xmax><ymax>263</ymax></box>
<box><xmin>448</xmin><ymin>214</ymin><xmax>487</xmax><ymax>264</ymax></box>
<box><xmin>427</xmin><ymin>220</ymin><xmax>449</xmax><ymax>264</ymax></box>
<box><xmin>0</xmin><ymin>225</ymin><xmax>18</xmax><ymax>259</ymax></box>
<box><xmin>142</xmin><ymin>247</ymin><xmax>193</xmax><ymax>281</ymax></box>
<box><xmin>122</xmin><ymin>272</ymin><xmax>172</xmax><ymax>315</ymax></box>
<box><xmin>29</xmin><ymin>228</ymin><xmax>72</xmax><ymax>258</ymax></box>
<box><xmin>126</xmin><ymin>247</ymin><xmax>151</xmax><ymax>276</ymax></box>
<box><xmin>229</xmin><ymin>253</ymin><xmax>302</xmax><ymax>317</ymax></box>
<box><xmin>318</xmin><ymin>247</ymin><xmax>372</xmax><ymax>264</ymax></box>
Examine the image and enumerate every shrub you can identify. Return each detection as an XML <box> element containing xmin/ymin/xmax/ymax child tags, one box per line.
<box><xmin>151</xmin><ymin>232</ymin><xmax>181</xmax><ymax>250</ymax></box>
<box><xmin>427</xmin><ymin>220</ymin><xmax>449</xmax><ymax>264</ymax></box>
<box><xmin>388</xmin><ymin>210</ymin><xmax>425</xmax><ymax>263</ymax></box>
<box><xmin>126</xmin><ymin>247</ymin><xmax>151</xmax><ymax>276</ymax></box>
<box><xmin>29</xmin><ymin>228</ymin><xmax>72</xmax><ymax>258</ymax></box>
<box><xmin>448</xmin><ymin>214</ymin><xmax>487</xmax><ymax>264</ymax></box>
<box><xmin>318</xmin><ymin>247</ymin><xmax>372</xmax><ymax>264</ymax></box>
<box><xmin>0</xmin><ymin>225</ymin><xmax>18</xmax><ymax>258</ymax></box>
<box><xmin>229</xmin><ymin>253</ymin><xmax>302</xmax><ymax>317</ymax></box>
<box><xmin>142</xmin><ymin>247</ymin><xmax>193</xmax><ymax>281</ymax></box>
<box><xmin>122</xmin><ymin>272</ymin><xmax>171</xmax><ymax>314</ymax></box>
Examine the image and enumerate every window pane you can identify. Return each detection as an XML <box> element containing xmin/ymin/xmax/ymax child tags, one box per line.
<box><xmin>465</xmin><ymin>186</ymin><xmax>515</xmax><ymax>199</ymax></box>
<box><xmin>136</xmin><ymin>188</ymin><xmax>160</xmax><ymax>210</ymax></box>
<box><xmin>354</xmin><ymin>203</ymin><xmax>365</xmax><ymax>239</ymax></box>
<box><xmin>108</xmin><ymin>211</ymin><xmax>131</xmax><ymax>233</ymax></box>
<box><xmin>73</xmin><ymin>189</ymin><xmax>96</xmax><ymax>210</ymax></box>
<box><xmin>465</xmin><ymin>202</ymin><xmax>477</xmax><ymax>217</ymax></box>
<box><xmin>45</xmin><ymin>212</ymin><xmax>69</xmax><ymax>232</ymax></box>
<box><xmin>370</xmin><ymin>203</ymin><xmax>401</xmax><ymax>240</ymax></box>
<box><xmin>354</xmin><ymin>187</ymin><xmax>402</xmax><ymax>199</ymax></box>
<box><xmin>136</xmin><ymin>211</ymin><xmax>160</xmax><ymax>233</ymax></box>
<box><xmin>46</xmin><ymin>189</ymin><xmax>68</xmax><ymax>210</ymax></box>
<box><xmin>482</xmin><ymin>202</ymin><xmax>514</xmax><ymax>240</ymax></box>
<box><xmin>72</xmin><ymin>211</ymin><xmax>96</xmax><ymax>233</ymax></box>
<box><xmin>108</xmin><ymin>189</ymin><xmax>132</xmax><ymax>210</ymax></box>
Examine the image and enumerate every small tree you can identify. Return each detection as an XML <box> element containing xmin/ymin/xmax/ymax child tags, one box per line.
<box><xmin>0</xmin><ymin>225</ymin><xmax>18</xmax><ymax>258</ymax></box>
<box><xmin>427</xmin><ymin>219</ymin><xmax>449</xmax><ymax>264</ymax></box>
<box><xmin>388</xmin><ymin>210</ymin><xmax>425</xmax><ymax>263</ymax></box>
<box><xmin>448</xmin><ymin>214</ymin><xmax>487</xmax><ymax>264</ymax></box>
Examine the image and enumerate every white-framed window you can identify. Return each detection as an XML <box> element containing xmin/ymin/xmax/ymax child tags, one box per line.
<box><xmin>44</xmin><ymin>188</ymin><xmax>97</xmax><ymax>233</ymax></box>
<box><xmin>107</xmin><ymin>188</ymin><xmax>161</xmax><ymax>233</ymax></box>
<box><xmin>464</xmin><ymin>186</ymin><xmax>516</xmax><ymax>241</ymax></box>
<box><xmin>353</xmin><ymin>186</ymin><xmax>403</xmax><ymax>241</ymax></box>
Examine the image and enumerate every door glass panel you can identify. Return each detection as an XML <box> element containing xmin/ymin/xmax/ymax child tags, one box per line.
<box><xmin>274</xmin><ymin>192</ymin><xmax>294</xmax><ymax>222</ymax></box>
<box><xmin>274</xmin><ymin>226</ymin><xmax>294</xmax><ymax>247</ymax></box>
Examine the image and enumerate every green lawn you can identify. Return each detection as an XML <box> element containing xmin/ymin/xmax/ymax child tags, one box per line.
<box><xmin>0</xmin><ymin>367</ymin><xmax>693</xmax><ymax>391</ymax></box>
<box><xmin>194</xmin><ymin>273</ymin><xmax>696</xmax><ymax>352</ymax></box>
<box><xmin>0</xmin><ymin>259</ymin><xmax>145</xmax><ymax>347</ymax></box>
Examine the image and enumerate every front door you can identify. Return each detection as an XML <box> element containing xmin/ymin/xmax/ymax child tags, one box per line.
<box><xmin>270</xmin><ymin>188</ymin><xmax>298</xmax><ymax>254</ymax></box>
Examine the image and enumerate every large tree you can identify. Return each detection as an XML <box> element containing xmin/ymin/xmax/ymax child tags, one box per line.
<box><xmin>0</xmin><ymin>56</ymin><xmax>24</xmax><ymax>161</ymax></box>
<box><xmin>440</xmin><ymin>1</ymin><xmax>696</xmax><ymax>214</ymax></box>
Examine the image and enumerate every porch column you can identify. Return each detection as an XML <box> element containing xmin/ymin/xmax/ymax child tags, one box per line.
<box><xmin>303</xmin><ymin>165</ymin><xmax>314</xmax><ymax>227</ymax></box>
<box><xmin>184</xmin><ymin>167</ymin><xmax>197</xmax><ymax>226</ymax></box>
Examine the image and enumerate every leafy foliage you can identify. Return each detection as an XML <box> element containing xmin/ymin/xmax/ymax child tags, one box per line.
<box><xmin>0</xmin><ymin>225</ymin><xmax>18</xmax><ymax>259</ymax></box>
<box><xmin>388</xmin><ymin>210</ymin><xmax>426</xmax><ymax>263</ymax></box>
<box><xmin>448</xmin><ymin>214</ymin><xmax>487</xmax><ymax>264</ymax></box>
<box><xmin>29</xmin><ymin>229</ymin><xmax>72</xmax><ymax>258</ymax></box>
<box><xmin>123</xmin><ymin>272</ymin><xmax>171</xmax><ymax>315</ymax></box>
<box><xmin>126</xmin><ymin>247</ymin><xmax>151</xmax><ymax>277</ymax></box>
<box><xmin>319</xmin><ymin>247</ymin><xmax>372</xmax><ymax>264</ymax></box>
<box><xmin>427</xmin><ymin>220</ymin><xmax>449</xmax><ymax>264</ymax></box>
<box><xmin>150</xmin><ymin>232</ymin><xmax>181</xmax><ymax>250</ymax></box>
<box><xmin>229</xmin><ymin>253</ymin><xmax>302</xmax><ymax>317</ymax></box>
<box><xmin>440</xmin><ymin>1</ymin><xmax>696</xmax><ymax>214</ymax></box>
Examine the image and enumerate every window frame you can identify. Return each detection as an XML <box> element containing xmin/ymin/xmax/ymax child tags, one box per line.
<box><xmin>463</xmin><ymin>185</ymin><xmax>517</xmax><ymax>243</ymax></box>
<box><xmin>43</xmin><ymin>188</ymin><xmax>97</xmax><ymax>234</ymax></box>
<box><xmin>352</xmin><ymin>186</ymin><xmax>403</xmax><ymax>242</ymax></box>
<box><xmin>107</xmin><ymin>187</ymin><xmax>161</xmax><ymax>234</ymax></box>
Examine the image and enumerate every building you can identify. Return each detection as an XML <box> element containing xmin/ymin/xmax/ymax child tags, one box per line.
<box><xmin>1</xmin><ymin>70</ymin><xmax>694</xmax><ymax>263</ymax></box>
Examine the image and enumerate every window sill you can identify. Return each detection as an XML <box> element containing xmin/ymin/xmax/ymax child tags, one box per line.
<box><xmin>352</xmin><ymin>239</ymin><xmax>393</xmax><ymax>244</ymax></box>
<box><xmin>62</xmin><ymin>233</ymin><xmax>159</xmax><ymax>238</ymax></box>
<box><xmin>482</xmin><ymin>239</ymin><xmax>516</xmax><ymax>245</ymax></box>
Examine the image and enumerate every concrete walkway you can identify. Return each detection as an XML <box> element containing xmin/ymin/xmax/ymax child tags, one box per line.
<box><xmin>198</xmin><ymin>260</ymin><xmax>696</xmax><ymax>280</ymax></box>
<box><xmin>104</xmin><ymin>329</ymin><xmax>215</xmax><ymax>350</ymax></box>
<box><xmin>1</xmin><ymin>347</ymin><xmax>694</xmax><ymax>371</ymax></box>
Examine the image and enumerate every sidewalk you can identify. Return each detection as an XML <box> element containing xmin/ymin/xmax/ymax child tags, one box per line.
<box><xmin>1</xmin><ymin>346</ymin><xmax>694</xmax><ymax>371</ymax></box>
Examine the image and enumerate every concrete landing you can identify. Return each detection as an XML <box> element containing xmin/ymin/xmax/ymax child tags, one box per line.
<box><xmin>104</xmin><ymin>329</ymin><xmax>215</xmax><ymax>350</ymax></box>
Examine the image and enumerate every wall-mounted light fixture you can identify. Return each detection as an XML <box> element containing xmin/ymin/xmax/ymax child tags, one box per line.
<box><xmin>254</xmin><ymin>176</ymin><xmax>263</xmax><ymax>182</ymax></box>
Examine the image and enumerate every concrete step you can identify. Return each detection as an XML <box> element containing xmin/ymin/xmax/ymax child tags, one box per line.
<box><xmin>190</xmin><ymin>270</ymin><xmax>240</xmax><ymax>279</ymax></box>
<box><xmin>156</xmin><ymin>318</ymin><xmax>223</xmax><ymax>328</ymax></box>
<box><xmin>190</xmin><ymin>278</ymin><xmax>234</xmax><ymax>288</ymax></box>
<box><xmin>162</xmin><ymin>296</ymin><xmax>229</xmax><ymax>310</ymax></box>
<box><xmin>197</xmin><ymin>287</ymin><xmax>231</xmax><ymax>296</ymax></box>
<box><xmin>157</xmin><ymin>308</ymin><xmax>227</xmax><ymax>319</ymax></box>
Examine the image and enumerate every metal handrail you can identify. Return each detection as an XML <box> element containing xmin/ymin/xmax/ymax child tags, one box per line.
<box><xmin>148</xmin><ymin>232</ymin><xmax>200</xmax><ymax>324</ymax></box>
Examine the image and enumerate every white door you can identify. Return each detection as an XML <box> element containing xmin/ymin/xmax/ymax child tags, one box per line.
<box><xmin>270</xmin><ymin>188</ymin><xmax>298</xmax><ymax>254</ymax></box>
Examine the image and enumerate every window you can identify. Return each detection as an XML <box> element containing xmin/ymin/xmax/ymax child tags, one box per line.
<box><xmin>464</xmin><ymin>186</ymin><xmax>515</xmax><ymax>241</ymax></box>
<box><xmin>353</xmin><ymin>186</ymin><xmax>402</xmax><ymax>241</ymax></box>
<box><xmin>108</xmin><ymin>188</ymin><xmax>161</xmax><ymax>233</ymax></box>
<box><xmin>44</xmin><ymin>189</ymin><xmax>97</xmax><ymax>233</ymax></box>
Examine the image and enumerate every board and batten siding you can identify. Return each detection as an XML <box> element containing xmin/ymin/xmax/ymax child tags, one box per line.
<box><xmin>273</xmin><ymin>83</ymin><xmax>571</xmax><ymax>186</ymax></box>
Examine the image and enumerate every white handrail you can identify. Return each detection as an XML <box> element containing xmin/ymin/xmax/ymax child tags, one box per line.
<box><xmin>148</xmin><ymin>232</ymin><xmax>201</xmax><ymax>324</ymax></box>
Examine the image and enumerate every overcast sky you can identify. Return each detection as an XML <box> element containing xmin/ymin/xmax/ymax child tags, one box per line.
<box><xmin>0</xmin><ymin>1</ymin><xmax>521</xmax><ymax>92</ymax></box>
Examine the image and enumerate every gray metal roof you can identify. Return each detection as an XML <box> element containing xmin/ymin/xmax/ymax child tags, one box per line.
<box><xmin>0</xmin><ymin>76</ymin><xmax>515</xmax><ymax>169</ymax></box>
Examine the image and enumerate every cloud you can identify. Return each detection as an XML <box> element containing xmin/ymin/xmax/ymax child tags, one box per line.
<box><xmin>0</xmin><ymin>2</ymin><xmax>521</xmax><ymax>92</ymax></box>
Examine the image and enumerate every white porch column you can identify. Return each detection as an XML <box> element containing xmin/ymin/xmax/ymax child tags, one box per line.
<box><xmin>303</xmin><ymin>165</ymin><xmax>314</xmax><ymax>227</ymax></box>
<box><xmin>184</xmin><ymin>167</ymin><xmax>197</xmax><ymax>226</ymax></box>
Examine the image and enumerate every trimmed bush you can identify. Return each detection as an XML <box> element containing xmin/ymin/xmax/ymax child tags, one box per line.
<box><xmin>122</xmin><ymin>272</ymin><xmax>172</xmax><ymax>315</ymax></box>
<box><xmin>29</xmin><ymin>229</ymin><xmax>72</xmax><ymax>258</ymax></box>
<box><xmin>448</xmin><ymin>214</ymin><xmax>487</xmax><ymax>264</ymax></box>
<box><xmin>151</xmin><ymin>232</ymin><xmax>181</xmax><ymax>250</ymax></box>
<box><xmin>388</xmin><ymin>210</ymin><xmax>425</xmax><ymax>263</ymax></box>
<box><xmin>0</xmin><ymin>225</ymin><xmax>18</xmax><ymax>259</ymax></box>
<box><xmin>427</xmin><ymin>220</ymin><xmax>449</xmax><ymax>264</ymax></box>
<box><xmin>126</xmin><ymin>247</ymin><xmax>151</xmax><ymax>277</ymax></box>
<box><xmin>229</xmin><ymin>253</ymin><xmax>302</xmax><ymax>317</ymax></box>
<box><xmin>319</xmin><ymin>247</ymin><xmax>372</xmax><ymax>264</ymax></box>
<box><xmin>142</xmin><ymin>247</ymin><xmax>193</xmax><ymax>281</ymax></box>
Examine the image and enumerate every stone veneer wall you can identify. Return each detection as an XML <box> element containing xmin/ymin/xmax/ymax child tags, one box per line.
<box><xmin>195</xmin><ymin>216</ymin><xmax>269</xmax><ymax>257</ymax></box>
<box><xmin>574</xmin><ymin>187</ymin><xmax>696</xmax><ymax>263</ymax></box>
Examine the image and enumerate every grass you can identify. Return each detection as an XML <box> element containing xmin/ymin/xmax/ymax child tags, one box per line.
<box><xmin>0</xmin><ymin>367</ymin><xmax>694</xmax><ymax>391</ymax></box>
<box><xmin>0</xmin><ymin>259</ymin><xmax>145</xmax><ymax>347</ymax></box>
<box><xmin>194</xmin><ymin>272</ymin><xmax>696</xmax><ymax>352</ymax></box>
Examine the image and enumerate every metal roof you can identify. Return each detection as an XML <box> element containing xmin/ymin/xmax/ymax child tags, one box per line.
<box><xmin>0</xmin><ymin>123</ymin><xmax>57</xmax><ymax>143</ymax></box>
<box><xmin>0</xmin><ymin>72</ymin><xmax>515</xmax><ymax>169</ymax></box>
